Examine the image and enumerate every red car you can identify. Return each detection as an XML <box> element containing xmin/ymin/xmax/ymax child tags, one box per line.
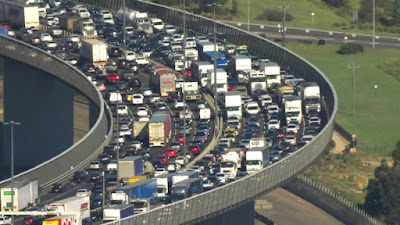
<box><xmin>276</xmin><ymin>129</ymin><xmax>286</xmax><ymax>138</ymax></box>
<box><xmin>176</xmin><ymin>134</ymin><xmax>185</xmax><ymax>143</ymax></box>
<box><xmin>185</xmin><ymin>68</ymin><xmax>192</xmax><ymax>77</ymax></box>
<box><xmin>165</xmin><ymin>148</ymin><xmax>177</xmax><ymax>157</ymax></box>
<box><xmin>286</xmin><ymin>131</ymin><xmax>297</xmax><ymax>137</ymax></box>
<box><xmin>157</xmin><ymin>155</ymin><xmax>168</xmax><ymax>164</ymax></box>
<box><xmin>107</xmin><ymin>73</ymin><xmax>120</xmax><ymax>83</ymax></box>
<box><xmin>282</xmin><ymin>142</ymin><xmax>292</xmax><ymax>151</ymax></box>
<box><xmin>96</xmin><ymin>82</ymin><xmax>106</xmax><ymax>92</ymax></box>
<box><xmin>189</xmin><ymin>145</ymin><xmax>200</xmax><ymax>155</ymax></box>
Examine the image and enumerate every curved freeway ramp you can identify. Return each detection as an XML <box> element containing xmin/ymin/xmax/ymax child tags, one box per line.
<box><xmin>74</xmin><ymin>0</ymin><xmax>337</xmax><ymax>224</ymax></box>
<box><xmin>0</xmin><ymin>35</ymin><xmax>113</xmax><ymax>191</ymax></box>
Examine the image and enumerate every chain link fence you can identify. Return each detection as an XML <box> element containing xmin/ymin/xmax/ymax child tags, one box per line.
<box><xmin>0</xmin><ymin>35</ymin><xmax>113</xmax><ymax>192</ymax></box>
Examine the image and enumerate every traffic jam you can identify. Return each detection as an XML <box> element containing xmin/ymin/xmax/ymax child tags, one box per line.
<box><xmin>0</xmin><ymin>0</ymin><xmax>324</xmax><ymax>224</ymax></box>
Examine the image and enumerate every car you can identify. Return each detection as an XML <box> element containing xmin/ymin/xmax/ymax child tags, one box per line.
<box><xmin>51</xmin><ymin>183</ymin><xmax>64</xmax><ymax>193</ymax></box>
<box><xmin>164</xmin><ymin>25</ymin><xmax>176</xmax><ymax>34</ymax></box>
<box><xmin>189</xmin><ymin>145</ymin><xmax>200</xmax><ymax>155</ymax></box>
<box><xmin>156</xmin><ymin>102</ymin><xmax>167</xmax><ymax>111</ymax></box>
<box><xmin>176</xmin><ymin>133</ymin><xmax>185</xmax><ymax>143</ymax></box>
<box><xmin>302</xmin><ymin>135</ymin><xmax>314</xmax><ymax>144</ymax></box>
<box><xmin>284</xmin><ymin>135</ymin><xmax>297</xmax><ymax>146</ymax></box>
<box><xmin>175</xmin><ymin>156</ymin><xmax>186</xmax><ymax>165</ymax></box>
<box><xmin>107</xmin><ymin>73</ymin><xmax>120</xmax><ymax>83</ymax></box>
<box><xmin>137</xmin><ymin>106</ymin><xmax>149</xmax><ymax>117</ymax></box>
<box><xmin>152</xmin><ymin>160</ymin><xmax>165</xmax><ymax>169</ymax></box>
<box><xmin>89</xmin><ymin>161</ymin><xmax>102</xmax><ymax>170</ymax></box>
<box><xmin>267</xmin><ymin>119</ymin><xmax>280</xmax><ymax>130</ymax></box>
<box><xmin>245</xmin><ymin>101</ymin><xmax>260</xmax><ymax>115</ymax></box>
<box><xmin>174</xmin><ymin>99</ymin><xmax>185</xmax><ymax>109</ymax></box>
<box><xmin>154</xmin><ymin>168</ymin><xmax>168</xmax><ymax>177</ymax></box>
<box><xmin>140</xmin><ymin>86</ymin><xmax>153</xmax><ymax>96</ymax></box>
<box><xmin>138</xmin><ymin>116</ymin><xmax>150</xmax><ymax>122</ymax></box>
<box><xmin>168</xmin><ymin>91</ymin><xmax>181</xmax><ymax>102</ymax></box>
<box><xmin>167</xmin><ymin>163</ymin><xmax>181</xmax><ymax>172</ymax></box>
<box><xmin>132</xmin><ymin>94</ymin><xmax>144</xmax><ymax>105</ymax></box>
<box><xmin>189</xmin><ymin>165</ymin><xmax>201</xmax><ymax>173</ymax></box>
<box><xmin>98</xmin><ymin>153</ymin><xmax>112</xmax><ymax>164</ymax></box>
<box><xmin>90</xmin><ymin>197</ymin><xmax>103</xmax><ymax>210</ymax></box>
<box><xmin>0</xmin><ymin>216</ymin><xmax>11</xmax><ymax>225</ymax></box>
<box><xmin>135</xmin><ymin>56</ymin><xmax>149</xmax><ymax>66</ymax></box>
<box><xmin>157</xmin><ymin>155</ymin><xmax>168</xmax><ymax>165</ymax></box>
<box><xmin>165</xmin><ymin>148</ymin><xmax>177</xmax><ymax>157</ymax></box>
<box><xmin>117</xmin><ymin>104</ymin><xmax>129</xmax><ymax>115</ymax></box>
<box><xmin>285</xmin><ymin>124</ymin><xmax>299</xmax><ymax>134</ymax></box>
<box><xmin>198</xmin><ymin>124</ymin><xmax>209</xmax><ymax>135</ymax></box>
<box><xmin>76</xmin><ymin>189</ymin><xmax>91</xmax><ymax>197</ymax></box>
<box><xmin>196</xmin><ymin>100</ymin><xmax>206</xmax><ymax>109</ymax></box>
<box><xmin>171</xmin><ymin>141</ymin><xmax>182</xmax><ymax>151</ymax></box>
<box><xmin>40</xmin><ymin>33</ymin><xmax>53</xmax><ymax>42</ymax></box>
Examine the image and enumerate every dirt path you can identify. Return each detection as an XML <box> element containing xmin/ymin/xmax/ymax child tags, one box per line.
<box><xmin>331</xmin><ymin>130</ymin><xmax>350</xmax><ymax>154</ymax></box>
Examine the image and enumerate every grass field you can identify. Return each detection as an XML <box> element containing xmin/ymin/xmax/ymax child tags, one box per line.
<box><xmin>282</xmin><ymin>43</ymin><xmax>400</xmax><ymax>152</ymax></box>
<box><xmin>231</xmin><ymin>0</ymin><xmax>400</xmax><ymax>37</ymax></box>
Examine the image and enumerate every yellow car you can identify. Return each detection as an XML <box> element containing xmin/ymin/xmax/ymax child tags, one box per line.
<box><xmin>224</xmin><ymin>127</ymin><xmax>238</xmax><ymax>138</ymax></box>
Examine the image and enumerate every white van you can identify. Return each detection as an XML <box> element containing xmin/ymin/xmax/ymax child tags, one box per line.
<box><xmin>150</xmin><ymin>18</ymin><xmax>164</xmax><ymax>31</ymax></box>
<box><xmin>109</xmin><ymin>92</ymin><xmax>122</xmax><ymax>104</ymax></box>
<box><xmin>199</xmin><ymin>108</ymin><xmax>211</xmax><ymax>120</ymax></box>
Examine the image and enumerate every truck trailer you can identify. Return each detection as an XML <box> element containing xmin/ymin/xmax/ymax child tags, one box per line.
<box><xmin>150</xmin><ymin>65</ymin><xmax>176</xmax><ymax>97</ymax></box>
<box><xmin>0</xmin><ymin>1</ymin><xmax>39</xmax><ymax>29</ymax></box>
<box><xmin>154</xmin><ymin>173</ymin><xmax>175</xmax><ymax>197</ymax></box>
<box><xmin>299</xmin><ymin>82</ymin><xmax>321</xmax><ymax>113</ymax></box>
<box><xmin>228</xmin><ymin>55</ymin><xmax>252</xmax><ymax>83</ymax></box>
<box><xmin>79</xmin><ymin>39</ymin><xmax>108</xmax><ymax>67</ymax></box>
<box><xmin>102</xmin><ymin>204</ymin><xmax>135</xmax><ymax>223</ymax></box>
<box><xmin>171</xmin><ymin>178</ymin><xmax>203</xmax><ymax>202</ymax></box>
<box><xmin>207</xmin><ymin>68</ymin><xmax>228</xmax><ymax>94</ymax></box>
<box><xmin>1</xmin><ymin>179</ymin><xmax>39</xmax><ymax>211</ymax></box>
<box><xmin>172</xmin><ymin>171</ymin><xmax>199</xmax><ymax>185</ymax></box>
<box><xmin>284</xmin><ymin>95</ymin><xmax>303</xmax><ymax>124</ymax></box>
<box><xmin>149</xmin><ymin>111</ymin><xmax>172</xmax><ymax>147</ymax></box>
<box><xmin>191</xmin><ymin>61</ymin><xmax>213</xmax><ymax>87</ymax></box>
<box><xmin>118</xmin><ymin>156</ymin><xmax>144</xmax><ymax>184</ymax></box>
<box><xmin>42</xmin><ymin>215</ymin><xmax>78</xmax><ymax>225</ymax></box>
<box><xmin>49</xmin><ymin>196</ymin><xmax>90</xmax><ymax>224</ymax></box>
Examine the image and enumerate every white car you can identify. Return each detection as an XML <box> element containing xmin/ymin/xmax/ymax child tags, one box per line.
<box><xmin>117</xmin><ymin>104</ymin><xmax>129</xmax><ymax>115</ymax></box>
<box><xmin>219</xmin><ymin>138</ymin><xmax>231</xmax><ymax>147</ymax></box>
<box><xmin>308</xmin><ymin>116</ymin><xmax>321</xmax><ymax>124</ymax></box>
<box><xmin>284</xmin><ymin>135</ymin><xmax>297</xmax><ymax>146</ymax></box>
<box><xmin>135</xmin><ymin>57</ymin><xmax>149</xmax><ymax>66</ymax></box>
<box><xmin>119</xmin><ymin>124</ymin><xmax>132</xmax><ymax>136</ymax></box>
<box><xmin>102</xmin><ymin>14</ymin><xmax>114</xmax><ymax>24</ymax></box>
<box><xmin>137</xmin><ymin>106</ymin><xmax>149</xmax><ymax>117</ymax></box>
<box><xmin>175</xmin><ymin>156</ymin><xmax>186</xmax><ymax>165</ymax></box>
<box><xmin>260</xmin><ymin>94</ymin><xmax>273</xmax><ymax>106</ymax></box>
<box><xmin>183</xmin><ymin>37</ymin><xmax>196</xmax><ymax>48</ymax></box>
<box><xmin>0</xmin><ymin>216</ymin><xmax>11</xmax><ymax>225</ymax></box>
<box><xmin>46</xmin><ymin>16</ymin><xmax>58</xmax><ymax>26</ymax></box>
<box><xmin>245</xmin><ymin>101</ymin><xmax>260</xmax><ymax>115</ymax></box>
<box><xmin>43</xmin><ymin>41</ymin><xmax>57</xmax><ymax>49</ymax></box>
<box><xmin>164</xmin><ymin>25</ymin><xmax>176</xmax><ymax>34</ymax></box>
<box><xmin>167</xmin><ymin>163</ymin><xmax>181</xmax><ymax>172</ymax></box>
<box><xmin>174</xmin><ymin>99</ymin><xmax>185</xmax><ymax>109</ymax></box>
<box><xmin>268</xmin><ymin>119</ymin><xmax>280</xmax><ymax>130</ymax></box>
<box><xmin>69</xmin><ymin>34</ymin><xmax>80</xmax><ymax>43</ymax></box>
<box><xmin>285</xmin><ymin>124</ymin><xmax>299</xmax><ymax>134</ymax></box>
<box><xmin>154</xmin><ymin>168</ymin><xmax>168</xmax><ymax>177</ymax></box>
<box><xmin>40</xmin><ymin>33</ymin><xmax>53</xmax><ymax>42</ymax></box>
<box><xmin>267</xmin><ymin>105</ymin><xmax>280</xmax><ymax>114</ymax></box>
<box><xmin>115</xmin><ymin>135</ymin><xmax>125</xmax><ymax>144</ymax></box>
<box><xmin>132</xmin><ymin>94</ymin><xmax>144</xmax><ymax>105</ymax></box>
<box><xmin>196</xmin><ymin>100</ymin><xmax>206</xmax><ymax>109</ymax></box>
<box><xmin>78</xmin><ymin>9</ymin><xmax>91</xmax><ymax>19</ymax></box>
<box><xmin>76</xmin><ymin>189</ymin><xmax>91</xmax><ymax>197</ymax></box>
<box><xmin>189</xmin><ymin>165</ymin><xmax>202</xmax><ymax>173</ymax></box>
<box><xmin>170</xmin><ymin>41</ymin><xmax>182</xmax><ymax>52</ymax></box>
<box><xmin>302</xmin><ymin>135</ymin><xmax>314</xmax><ymax>144</ymax></box>
<box><xmin>125</xmin><ymin>50</ymin><xmax>136</xmax><ymax>61</ymax></box>
<box><xmin>138</xmin><ymin>116</ymin><xmax>150</xmax><ymax>122</ymax></box>
<box><xmin>216</xmin><ymin>172</ymin><xmax>227</xmax><ymax>183</ymax></box>
<box><xmin>161</xmin><ymin>39</ymin><xmax>170</xmax><ymax>47</ymax></box>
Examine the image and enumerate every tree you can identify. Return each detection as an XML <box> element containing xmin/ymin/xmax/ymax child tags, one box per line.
<box><xmin>322</xmin><ymin>0</ymin><xmax>349</xmax><ymax>8</ymax></box>
<box><xmin>232</xmin><ymin>0</ymin><xmax>238</xmax><ymax>14</ymax></box>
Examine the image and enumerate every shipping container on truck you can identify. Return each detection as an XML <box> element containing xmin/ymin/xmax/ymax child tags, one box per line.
<box><xmin>1</xmin><ymin>179</ymin><xmax>39</xmax><ymax>211</ymax></box>
<box><xmin>49</xmin><ymin>196</ymin><xmax>90</xmax><ymax>224</ymax></box>
<box><xmin>79</xmin><ymin>39</ymin><xmax>108</xmax><ymax>67</ymax></box>
<box><xmin>171</xmin><ymin>178</ymin><xmax>203</xmax><ymax>202</ymax></box>
<box><xmin>155</xmin><ymin>173</ymin><xmax>176</xmax><ymax>197</ymax></box>
<box><xmin>59</xmin><ymin>14</ymin><xmax>81</xmax><ymax>32</ymax></box>
<box><xmin>102</xmin><ymin>204</ymin><xmax>134</xmax><ymax>223</ymax></box>
<box><xmin>150</xmin><ymin>65</ymin><xmax>176</xmax><ymax>97</ymax></box>
<box><xmin>0</xmin><ymin>25</ymin><xmax>8</xmax><ymax>36</ymax></box>
<box><xmin>201</xmin><ymin>51</ymin><xmax>227</xmax><ymax>68</ymax></box>
<box><xmin>148</xmin><ymin>111</ymin><xmax>172</xmax><ymax>147</ymax></box>
<box><xmin>172</xmin><ymin>171</ymin><xmax>199</xmax><ymax>185</ymax></box>
<box><xmin>42</xmin><ymin>215</ymin><xmax>77</xmax><ymax>225</ymax></box>
<box><xmin>191</xmin><ymin>61</ymin><xmax>214</xmax><ymax>87</ymax></box>
<box><xmin>0</xmin><ymin>1</ymin><xmax>39</xmax><ymax>29</ymax></box>
<box><xmin>118</xmin><ymin>156</ymin><xmax>144</xmax><ymax>184</ymax></box>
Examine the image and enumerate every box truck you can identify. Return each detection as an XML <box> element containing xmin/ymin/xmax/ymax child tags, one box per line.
<box><xmin>171</xmin><ymin>178</ymin><xmax>203</xmax><ymax>202</ymax></box>
<box><xmin>150</xmin><ymin>65</ymin><xmax>176</xmax><ymax>97</ymax></box>
<box><xmin>0</xmin><ymin>1</ymin><xmax>39</xmax><ymax>29</ymax></box>
<box><xmin>154</xmin><ymin>173</ymin><xmax>175</xmax><ymax>197</ymax></box>
<box><xmin>1</xmin><ymin>179</ymin><xmax>39</xmax><ymax>211</ymax></box>
<box><xmin>183</xmin><ymin>82</ymin><xmax>201</xmax><ymax>101</ymax></box>
<box><xmin>118</xmin><ymin>156</ymin><xmax>144</xmax><ymax>184</ymax></box>
<box><xmin>49</xmin><ymin>196</ymin><xmax>90</xmax><ymax>224</ymax></box>
<box><xmin>259</xmin><ymin>60</ymin><xmax>281</xmax><ymax>88</ymax></box>
<box><xmin>59</xmin><ymin>14</ymin><xmax>80</xmax><ymax>32</ymax></box>
<box><xmin>79</xmin><ymin>39</ymin><xmax>108</xmax><ymax>67</ymax></box>
<box><xmin>102</xmin><ymin>204</ymin><xmax>134</xmax><ymax>223</ymax></box>
<box><xmin>228</xmin><ymin>55</ymin><xmax>252</xmax><ymax>83</ymax></box>
<box><xmin>149</xmin><ymin>111</ymin><xmax>172</xmax><ymax>147</ymax></box>
<box><xmin>207</xmin><ymin>68</ymin><xmax>228</xmax><ymax>94</ymax></box>
<box><xmin>284</xmin><ymin>95</ymin><xmax>303</xmax><ymax>124</ymax></box>
<box><xmin>191</xmin><ymin>61</ymin><xmax>213</xmax><ymax>87</ymax></box>
<box><xmin>225</xmin><ymin>91</ymin><xmax>242</xmax><ymax>120</ymax></box>
<box><xmin>246</xmin><ymin>147</ymin><xmax>269</xmax><ymax>173</ymax></box>
<box><xmin>300</xmin><ymin>82</ymin><xmax>321</xmax><ymax>113</ymax></box>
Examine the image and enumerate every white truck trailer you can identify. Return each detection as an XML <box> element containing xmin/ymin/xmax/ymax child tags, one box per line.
<box><xmin>300</xmin><ymin>82</ymin><xmax>321</xmax><ymax>113</ymax></box>
<box><xmin>284</xmin><ymin>95</ymin><xmax>303</xmax><ymax>124</ymax></box>
<box><xmin>247</xmin><ymin>70</ymin><xmax>266</xmax><ymax>94</ymax></box>
<box><xmin>246</xmin><ymin>147</ymin><xmax>269</xmax><ymax>174</ymax></box>
<box><xmin>103</xmin><ymin>204</ymin><xmax>135</xmax><ymax>223</ymax></box>
<box><xmin>0</xmin><ymin>1</ymin><xmax>39</xmax><ymax>29</ymax></box>
<box><xmin>49</xmin><ymin>196</ymin><xmax>90</xmax><ymax>224</ymax></box>
<box><xmin>1</xmin><ymin>179</ymin><xmax>39</xmax><ymax>211</ymax></box>
<box><xmin>225</xmin><ymin>91</ymin><xmax>242</xmax><ymax>120</ymax></box>
<box><xmin>259</xmin><ymin>60</ymin><xmax>281</xmax><ymax>88</ymax></box>
<box><xmin>228</xmin><ymin>55</ymin><xmax>252</xmax><ymax>83</ymax></box>
<box><xmin>207</xmin><ymin>68</ymin><xmax>228</xmax><ymax>94</ymax></box>
<box><xmin>80</xmin><ymin>39</ymin><xmax>108</xmax><ymax>67</ymax></box>
<box><xmin>192</xmin><ymin>61</ymin><xmax>213</xmax><ymax>87</ymax></box>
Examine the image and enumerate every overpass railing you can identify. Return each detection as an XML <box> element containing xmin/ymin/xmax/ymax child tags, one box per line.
<box><xmin>0</xmin><ymin>35</ymin><xmax>113</xmax><ymax>192</ymax></box>
<box><xmin>72</xmin><ymin>0</ymin><xmax>340</xmax><ymax>224</ymax></box>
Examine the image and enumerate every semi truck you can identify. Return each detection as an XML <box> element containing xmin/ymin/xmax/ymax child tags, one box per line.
<box><xmin>171</xmin><ymin>178</ymin><xmax>203</xmax><ymax>202</ymax></box>
<box><xmin>154</xmin><ymin>173</ymin><xmax>175</xmax><ymax>198</ymax></box>
<box><xmin>259</xmin><ymin>60</ymin><xmax>281</xmax><ymax>88</ymax></box>
<box><xmin>149</xmin><ymin>111</ymin><xmax>172</xmax><ymax>147</ymax></box>
<box><xmin>284</xmin><ymin>95</ymin><xmax>303</xmax><ymax>124</ymax></box>
<box><xmin>299</xmin><ymin>82</ymin><xmax>321</xmax><ymax>113</ymax></box>
<box><xmin>79</xmin><ymin>39</ymin><xmax>108</xmax><ymax>68</ymax></box>
<box><xmin>249</xmin><ymin>138</ymin><xmax>267</xmax><ymax>149</ymax></box>
<box><xmin>172</xmin><ymin>171</ymin><xmax>199</xmax><ymax>185</ymax></box>
<box><xmin>102</xmin><ymin>204</ymin><xmax>135</xmax><ymax>223</ymax></box>
<box><xmin>207</xmin><ymin>68</ymin><xmax>228</xmax><ymax>94</ymax></box>
<box><xmin>278</xmin><ymin>86</ymin><xmax>294</xmax><ymax>104</ymax></box>
<box><xmin>183</xmin><ymin>82</ymin><xmax>201</xmax><ymax>101</ymax></box>
<box><xmin>191</xmin><ymin>61</ymin><xmax>213</xmax><ymax>87</ymax></box>
<box><xmin>247</xmin><ymin>70</ymin><xmax>266</xmax><ymax>94</ymax></box>
<box><xmin>245</xmin><ymin>147</ymin><xmax>269</xmax><ymax>173</ymax></box>
<box><xmin>72</xmin><ymin>19</ymin><xmax>97</xmax><ymax>38</ymax></box>
<box><xmin>49</xmin><ymin>196</ymin><xmax>90</xmax><ymax>224</ymax></box>
<box><xmin>0</xmin><ymin>1</ymin><xmax>39</xmax><ymax>29</ymax></box>
<box><xmin>110</xmin><ymin>179</ymin><xmax>157</xmax><ymax>214</ymax></box>
<box><xmin>225</xmin><ymin>91</ymin><xmax>242</xmax><ymax>120</ymax></box>
<box><xmin>58</xmin><ymin>14</ymin><xmax>80</xmax><ymax>32</ymax></box>
<box><xmin>1</xmin><ymin>179</ymin><xmax>39</xmax><ymax>211</ymax></box>
<box><xmin>196</xmin><ymin>41</ymin><xmax>216</xmax><ymax>53</ymax></box>
<box><xmin>184</xmin><ymin>48</ymin><xmax>198</xmax><ymax>68</ymax></box>
<box><xmin>221</xmin><ymin>148</ymin><xmax>245</xmax><ymax>169</ymax></box>
<box><xmin>150</xmin><ymin>65</ymin><xmax>176</xmax><ymax>97</ymax></box>
<box><xmin>116</xmin><ymin>8</ymin><xmax>153</xmax><ymax>34</ymax></box>
<box><xmin>42</xmin><ymin>215</ymin><xmax>78</xmax><ymax>225</ymax></box>
<box><xmin>118</xmin><ymin>156</ymin><xmax>144</xmax><ymax>184</ymax></box>
<box><xmin>228</xmin><ymin>55</ymin><xmax>252</xmax><ymax>83</ymax></box>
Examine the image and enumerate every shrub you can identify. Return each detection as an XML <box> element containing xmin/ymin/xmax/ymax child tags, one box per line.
<box><xmin>257</xmin><ymin>9</ymin><xmax>294</xmax><ymax>22</ymax></box>
<box><xmin>337</xmin><ymin>43</ymin><xmax>364</xmax><ymax>55</ymax></box>
<box><xmin>322</xmin><ymin>0</ymin><xmax>349</xmax><ymax>8</ymax></box>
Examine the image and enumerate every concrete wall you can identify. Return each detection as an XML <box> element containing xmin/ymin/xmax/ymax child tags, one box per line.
<box><xmin>1</xmin><ymin>57</ymin><xmax>74</xmax><ymax>173</ymax></box>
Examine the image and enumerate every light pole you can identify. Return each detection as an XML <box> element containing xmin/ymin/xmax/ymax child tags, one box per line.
<box><xmin>247</xmin><ymin>0</ymin><xmax>250</xmax><ymax>32</ymax></box>
<box><xmin>311</xmin><ymin>12</ymin><xmax>315</xmax><ymax>24</ymax></box>
<box><xmin>279</xmin><ymin>5</ymin><xmax>289</xmax><ymax>43</ymax></box>
<box><xmin>372</xmin><ymin>0</ymin><xmax>375</xmax><ymax>49</ymax></box>
<box><xmin>102</xmin><ymin>171</ymin><xmax>105</xmax><ymax>210</ymax></box>
<box><xmin>4</xmin><ymin>121</ymin><xmax>21</xmax><ymax>225</ymax></box>
<box><xmin>116</xmin><ymin>92</ymin><xmax>120</xmax><ymax>187</ymax></box>
<box><xmin>182</xmin><ymin>0</ymin><xmax>188</xmax><ymax>169</ymax></box>
<box><xmin>123</xmin><ymin>0</ymin><xmax>126</xmax><ymax>51</ymax></box>
<box><xmin>348</xmin><ymin>62</ymin><xmax>359</xmax><ymax>117</ymax></box>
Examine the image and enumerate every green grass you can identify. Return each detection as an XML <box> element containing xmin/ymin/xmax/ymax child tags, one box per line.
<box><xmin>230</xmin><ymin>0</ymin><xmax>400</xmax><ymax>37</ymax></box>
<box><xmin>282</xmin><ymin>43</ymin><xmax>400</xmax><ymax>150</ymax></box>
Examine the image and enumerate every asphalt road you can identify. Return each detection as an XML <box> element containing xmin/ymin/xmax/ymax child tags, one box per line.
<box><xmin>223</xmin><ymin>21</ymin><xmax>400</xmax><ymax>48</ymax></box>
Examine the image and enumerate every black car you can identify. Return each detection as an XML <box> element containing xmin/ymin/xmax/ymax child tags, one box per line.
<box><xmin>51</xmin><ymin>183</ymin><xmax>64</xmax><ymax>193</ymax></box>
<box><xmin>73</xmin><ymin>170</ymin><xmax>88</xmax><ymax>182</ymax></box>
<box><xmin>90</xmin><ymin>211</ymin><xmax>102</xmax><ymax>223</ymax></box>
<box><xmin>90</xmin><ymin>197</ymin><xmax>103</xmax><ymax>210</ymax></box>
<box><xmin>89</xmin><ymin>172</ymin><xmax>102</xmax><ymax>183</ymax></box>
<box><xmin>108</xmin><ymin>46</ymin><xmax>123</xmax><ymax>57</ymax></box>
<box><xmin>128</xmin><ymin>78</ymin><xmax>141</xmax><ymax>88</ymax></box>
<box><xmin>152</xmin><ymin>160</ymin><xmax>164</xmax><ymax>169</ymax></box>
<box><xmin>168</xmin><ymin>91</ymin><xmax>181</xmax><ymax>102</ymax></box>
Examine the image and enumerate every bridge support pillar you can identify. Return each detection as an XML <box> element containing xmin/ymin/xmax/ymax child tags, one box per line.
<box><xmin>89</xmin><ymin>99</ymin><xmax>99</xmax><ymax>129</ymax></box>
<box><xmin>1</xmin><ymin>57</ymin><xmax>74</xmax><ymax>174</ymax></box>
<box><xmin>199</xmin><ymin>200</ymin><xmax>255</xmax><ymax>225</ymax></box>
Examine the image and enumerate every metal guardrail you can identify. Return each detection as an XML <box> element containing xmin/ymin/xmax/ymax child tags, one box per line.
<box><xmin>0</xmin><ymin>35</ymin><xmax>113</xmax><ymax>192</ymax></box>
